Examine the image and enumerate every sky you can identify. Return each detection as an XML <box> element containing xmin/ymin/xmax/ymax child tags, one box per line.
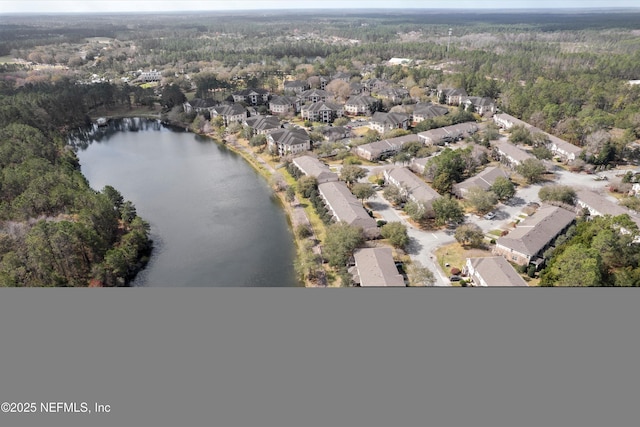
<box><xmin>1</xmin><ymin>0</ymin><xmax>639</xmax><ymax>14</ymax></box>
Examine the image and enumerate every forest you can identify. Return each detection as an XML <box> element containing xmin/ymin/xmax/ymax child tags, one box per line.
<box><xmin>1</xmin><ymin>9</ymin><xmax>640</xmax><ymax>286</ymax></box>
<box><xmin>0</xmin><ymin>78</ymin><xmax>151</xmax><ymax>286</ymax></box>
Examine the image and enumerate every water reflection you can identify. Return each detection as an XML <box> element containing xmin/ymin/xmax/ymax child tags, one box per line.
<box><xmin>72</xmin><ymin>118</ymin><xmax>300</xmax><ymax>287</ymax></box>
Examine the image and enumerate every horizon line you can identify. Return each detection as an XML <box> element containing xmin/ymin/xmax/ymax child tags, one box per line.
<box><xmin>3</xmin><ymin>6</ymin><xmax>640</xmax><ymax>15</ymax></box>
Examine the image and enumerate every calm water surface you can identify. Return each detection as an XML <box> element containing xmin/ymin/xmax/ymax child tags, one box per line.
<box><xmin>71</xmin><ymin>118</ymin><xmax>299</xmax><ymax>287</ymax></box>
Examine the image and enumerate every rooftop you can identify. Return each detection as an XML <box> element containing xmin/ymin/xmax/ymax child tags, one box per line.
<box><xmin>353</xmin><ymin>247</ymin><xmax>405</xmax><ymax>287</ymax></box>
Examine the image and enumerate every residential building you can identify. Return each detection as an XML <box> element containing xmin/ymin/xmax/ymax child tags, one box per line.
<box><xmin>492</xmin><ymin>138</ymin><xmax>535</xmax><ymax>168</ymax></box>
<box><xmin>452</xmin><ymin>166</ymin><xmax>510</xmax><ymax>198</ymax></box>
<box><xmin>362</xmin><ymin>78</ymin><xmax>393</xmax><ymax>93</ymax></box>
<box><xmin>437</xmin><ymin>87</ymin><xmax>468</xmax><ymax>105</ymax></box>
<box><xmin>321</xmin><ymin>126</ymin><xmax>351</xmax><ymax>142</ymax></box>
<box><xmin>291</xmin><ymin>155</ymin><xmax>339</xmax><ymax>184</ymax></box>
<box><xmin>269</xmin><ymin>96</ymin><xmax>300</xmax><ymax>115</ymax></box>
<box><xmin>493</xmin><ymin>113</ymin><xmax>582</xmax><ymax>162</ymax></box>
<box><xmin>210</xmin><ymin>103</ymin><xmax>248</xmax><ymax>126</ymax></box>
<box><xmin>354</xmin><ymin>134</ymin><xmax>422</xmax><ymax>161</ymax></box>
<box><xmin>412</xmin><ymin>103</ymin><xmax>449</xmax><ymax>123</ymax></box>
<box><xmin>546</xmin><ymin>134</ymin><xmax>583</xmax><ymax>162</ymax></box>
<box><xmin>493</xmin><ymin>113</ymin><xmax>527</xmax><ymax>130</ymax></box>
<box><xmin>462</xmin><ymin>96</ymin><xmax>496</xmax><ymax>116</ymax></box>
<box><xmin>494</xmin><ymin>205</ymin><xmax>576</xmax><ymax>267</ymax></box>
<box><xmin>375</xmin><ymin>87</ymin><xmax>410</xmax><ymax>103</ymax></box>
<box><xmin>344</xmin><ymin>95</ymin><xmax>380</xmax><ymax>116</ymax></box>
<box><xmin>182</xmin><ymin>98</ymin><xmax>217</xmax><ymax>114</ymax></box>
<box><xmin>417</xmin><ymin>122</ymin><xmax>478</xmax><ymax>145</ymax></box>
<box><xmin>409</xmin><ymin>157</ymin><xmax>431</xmax><ymax>175</ymax></box>
<box><xmin>388</xmin><ymin>58</ymin><xmax>413</xmax><ymax>66</ymax></box>
<box><xmin>575</xmin><ymin>188</ymin><xmax>640</xmax><ymax>237</ymax></box>
<box><xmin>575</xmin><ymin>188</ymin><xmax>635</xmax><ymax>219</ymax></box>
<box><xmin>332</xmin><ymin>71</ymin><xmax>352</xmax><ymax>82</ymax></box>
<box><xmin>300</xmin><ymin>101</ymin><xmax>344</xmax><ymax>124</ymax></box>
<box><xmin>370</xmin><ymin>112</ymin><xmax>411</xmax><ymax>133</ymax></box>
<box><xmin>318</xmin><ymin>181</ymin><xmax>380</xmax><ymax>239</ymax></box>
<box><xmin>138</xmin><ymin>70</ymin><xmax>162</xmax><ymax>82</ymax></box>
<box><xmin>383</xmin><ymin>167</ymin><xmax>441</xmax><ymax>212</ymax></box>
<box><xmin>231</xmin><ymin>88</ymin><xmax>270</xmax><ymax>105</ymax></box>
<box><xmin>464</xmin><ymin>257</ymin><xmax>528</xmax><ymax>287</ymax></box>
<box><xmin>349</xmin><ymin>82</ymin><xmax>365</xmax><ymax>95</ymax></box>
<box><xmin>267</xmin><ymin>128</ymin><xmax>311</xmax><ymax>157</ymax></box>
<box><xmin>316</xmin><ymin>76</ymin><xmax>330</xmax><ymax>90</ymax></box>
<box><xmin>351</xmin><ymin>248</ymin><xmax>405</xmax><ymax>287</ymax></box>
<box><xmin>299</xmin><ymin>89</ymin><xmax>328</xmax><ymax>104</ymax></box>
<box><xmin>283</xmin><ymin>80</ymin><xmax>310</xmax><ymax>94</ymax></box>
<box><xmin>243</xmin><ymin>116</ymin><xmax>282</xmax><ymax>135</ymax></box>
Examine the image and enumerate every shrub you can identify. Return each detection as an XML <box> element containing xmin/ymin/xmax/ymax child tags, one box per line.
<box><xmin>295</xmin><ymin>224</ymin><xmax>313</xmax><ymax>239</ymax></box>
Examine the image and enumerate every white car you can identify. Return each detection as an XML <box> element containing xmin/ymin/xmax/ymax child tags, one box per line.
<box><xmin>484</xmin><ymin>212</ymin><xmax>496</xmax><ymax>220</ymax></box>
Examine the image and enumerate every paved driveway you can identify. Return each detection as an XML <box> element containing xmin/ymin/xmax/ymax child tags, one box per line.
<box><xmin>368</xmin><ymin>192</ymin><xmax>454</xmax><ymax>286</ymax></box>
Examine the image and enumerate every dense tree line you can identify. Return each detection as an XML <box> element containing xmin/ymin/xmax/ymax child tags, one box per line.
<box><xmin>540</xmin><ymin>215</ymin><xmax>640</xmax><ymax>287</ymax></box>
<box><xmin>0</xmin><ymin>81</ymin><xmax>151</xmax><ymax>286</ymax></box>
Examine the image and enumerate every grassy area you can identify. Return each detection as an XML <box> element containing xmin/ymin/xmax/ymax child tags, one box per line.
<box><xmin>351</xmin><ymin>127</ymin><xmax>372</xmax><ymax>137</ymax></box>
<box><xmin>487</xmin><ymin>229</ymin><xmax>504</xmax><ymax>238</ymax></box>
<box><xmin>89</xmin><ymin>104</ymin><xmax>161</xmax><ymax>120</ymax></box>
<box><xmin>435</xmin><ymin>242</ymin><xmax>494</xmax><ymax>286</ymax></box>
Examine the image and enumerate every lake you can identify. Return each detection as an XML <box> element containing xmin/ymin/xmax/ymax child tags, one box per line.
<box><xmin>71</xmin><ymin>118</ymin><xmax>300</xmax><ymax>287</ymax></box>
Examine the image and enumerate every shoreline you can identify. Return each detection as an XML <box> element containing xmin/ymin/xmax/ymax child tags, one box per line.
<box><xmin>87</xmin><ymin>112</ymin><xmax>324</xmax><ymax>287</ymax></box>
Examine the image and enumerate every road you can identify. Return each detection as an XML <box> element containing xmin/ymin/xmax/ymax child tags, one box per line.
<box><xmin>367</xmin><ymin>192</ymin><xmax>454</xmax><ymax>286</ymax></box>
<box><xmin>347</xmin><ymin>156</ymin><xmax>634</xmax><ymax>286</ymax></box>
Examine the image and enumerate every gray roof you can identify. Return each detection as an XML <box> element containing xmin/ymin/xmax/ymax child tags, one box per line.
<box><xmin>318</xmin><ymin>181</ymin><xmax>379</xmax><ymax>238</ymax></box>
<box><xmin>292</xmin><ymin>155</ymin><xmax>339</xmax><ymax>184</ymax></box>
<box><xmin>362</xmin><ymin>78</ymin><xmax>393</xmax><ymax>89</ymax></box>
<box><xmin>371</xmin><ymin>111</ymin><xmax>410</xmax><ymax>126</ymax></box>
<box><xmin>463</xmin><ymin>96</ymin><xmax>495</xmax><ymax>107</ymax></box>
<box><xmin>453</xmin><ymin>166</ymin><xmax>510</xmax><ymax>195</ymax></box>
<box><xmin>268</xmin><ymin>128</ymin><xmax>310</xmax><ymax>147</ymax></box>
<box><xmin>270</xmin><ymin>95</ymin><xmax>298</xmax><ymax>106</ymax></box>
<box><xmin>233</xmin><ymin>88</ymin><xmax>269</xmax><ymax>97</ymax></box>
<box><xmin>493</xmin><ymin>113</ymin><xmax>524</xmax><ymax>128</ymax></box>
<box><xmin>355</xmin><ymin>134</ymin><xmax>422</xmax><ymax>160</ymax></box>
<box><xmin>575</xmin><ymin>188</ymin><xmax>630</xmax><ymax>217</ymax></box>
<box><xmin>353</xmin><ymin>247</ymin><xmax>405</xmax><ymax>287</ymax></box>
<box><xmin>418</xmin><ymin>122</ymin><xmax>478</xmax><ymax>144</ymax></box>
<box><xmin>301</xmin><ymin>101</ymin><xmax>344</xmax><ymax>114</ymax></box>
<box><xmin>493</xmin><ymin>113</ymin><xmax>581</xmax><ymax>157</ymax></box>
<box><xmin>300</xmin><ymin>89</ymin><xmax>328</xmax><ymax>100</ymax></box>
<box><xmin>244</xmin><ymin>115</ymin><xmax>281</xmax><ymax>132</ymax></box>
<box><xmin>345</xmin><ymin>95</ymin><xmax>379</xmax><ymax>107</ymax></box>
<box><xmin>440</xmin><ymin>87</ymin><xmax>468</xmax><ymax>98</ymax></box>
<box><xmin>413</xmin><ymin>103</ymin><xmax>449</xmax><ymax>119</ymax></box>
<box><xmin>467</xmin><ymin>257</ymin><xmax>528</xmax><ymax>286</ymax></box>
<box><xmin>284</xmin><ymin>80</ymin><xmax>309</xmax><ymax>88</ymax></box>
<box><xmin>376</xmin><ymin>87</ymin><xmax>410</xmax><ymax>99</ymax></box>
<box><xmin>496</xmin><ymin>205</ymin><xmax>576</xmax><ymax>257</ymax></box>
<box><xmin>493</xmin><ymin>139</ymin><xmax>535</xmax><ymax>163</ymax></box>
<box><xmin>332</xmin><ymin>71</ymin><xmax>352</xmax><ymax>81</ymax></box>
<box><xmin>409</xmin><ymin>157</ymin><xmax>431</xmax><ymax>173</ymax></box>
<box><xmin>211</xmin><ymin>103</ymin><xmax>247</xmax><ymax>116</ymax></box>
<box><xmin>384</xmin><ymin>167</ymin><xmax>440</xmax><ymax>207</ymax></box>
<box><xmin>547</xmin><ymin>133</ymin><xmax>583</xmax><ymax>156</ymax></box>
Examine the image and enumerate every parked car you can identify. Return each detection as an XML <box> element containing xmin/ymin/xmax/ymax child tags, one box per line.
<box><xmin>484</xmin><ymin>211</ymin><xmax>496</xmax><ymax>220</ymax></box>
<box><xmin>449</xmin><ymin>276</ymin><xmax>462</xmax><ymax>282</ymax></box>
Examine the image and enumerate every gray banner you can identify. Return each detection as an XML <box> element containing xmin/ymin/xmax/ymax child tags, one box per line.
<box><xmin>0</xmin><ymin>288</ymin><xmax>638</xmax><ymax>427</ymax></box>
